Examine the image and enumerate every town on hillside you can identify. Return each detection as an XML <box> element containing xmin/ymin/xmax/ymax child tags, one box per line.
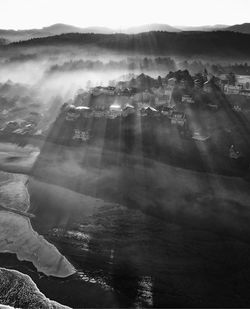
<box><xmin>35</xmin><ymin>69</ymin><xmax>250</xmax><ymax>178</ymax></box>
<box><xmin>1</xmin><ymin>69</ymin><xmax>250</xmax><ymax>176</ymax></box>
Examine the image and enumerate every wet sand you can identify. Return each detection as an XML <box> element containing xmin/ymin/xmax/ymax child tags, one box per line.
<box><xmin>0</xmin><ymin>142</ymin><xmax>39</xmax><ymax>175</ymax></box>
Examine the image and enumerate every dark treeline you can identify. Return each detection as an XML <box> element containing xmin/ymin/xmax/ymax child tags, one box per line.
<box><xmin>48</xmin><ymin>57</ymin><xmax>177</xmax><ymax>73</ymax></box>
<box><xmin>179</xmin><ymin>61</ymin><xmax>250</xmax><ymax>75</ymax></box>
<box><xmin>7</xmin><ymin>31</ymin><xmax>250</xmax><ymax>58</ymax></box>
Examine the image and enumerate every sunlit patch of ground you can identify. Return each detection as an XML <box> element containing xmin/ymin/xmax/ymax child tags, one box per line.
<box><xmin>0</xmin><ymin>142</ymin><xmax>39</xmax><ymax>174</ymax></box>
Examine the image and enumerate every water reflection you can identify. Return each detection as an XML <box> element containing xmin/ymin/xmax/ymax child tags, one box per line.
<box><xmin>135</xmin><ymin>276</ymin><xmax>153</xmax><ymax>308</ymax></box>
<box><xmin>29</xmin><ymin>174</ymin><xmax>250</xmax><ymax>308</ymax></box>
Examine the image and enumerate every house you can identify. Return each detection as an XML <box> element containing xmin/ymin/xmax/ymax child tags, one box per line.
<box><xmin>181</xmin><ymin>95</ymin><xmax>195</xmax><ymax>104</ymax></box>
<box><xmin>140</xmin><ymin>106</ymin><xmax>158</xmax><ymax>117</ymax></box>
<box><xmin>122</xmin><ymin>104</ymin><xmax>135</xmax><ymax>117</ymax></box>
<box><xmin>168</xmin><ymin>77</ymin><xmax>177</xmax><ymax>87</ymax></box>
<box><xmin>161</xmin><ymin>106</ymin><xmax>173</xmax><ymax>117</ymax></box>
<box><xmin>194</xmin><ymin>79</ymin><xmax>204</xmax><ymax>89</ymax></box>
<box><xmin>75</xmin><ymin>106</ymin><xmax>90</xmax><ymax>111</ymax></box>
<box><xmin>144</xmin><ymin>106</ymin><xmax>158</xmax><ymax>116</ymax></box>
<box><xmin>155</xmin><ymin>92</ymin><xmax>172</xmax><ymax>106</ymax></box>
<box><xmin>203</xmin><ymin>80</ymin><xmax>215</xmax><ymax>93</ymax></box>
<box><xmin>108</xmin><ymin>104</ymin><xmax>122</xmax><ymax>118</ymax></box>
<box><xmin>224</xmin><ymin>84</ymin><xmax>242</xmax><ymax>95</ymax></box>
<box><xmin>170</xmin><ymin>111</ymin><xmax>186</xmax><ymax>126</ymax></box>
<box><xmin>192</xmin><ymin>131</ymin><xmax>210</xmax><ymax>141</ymax></box>
<box><xmin>66</xmin><ymin>105</ymin><xmax>81</xmax><ymax>121</ymax></box>
<box><xmin>91</xmin><ymin>86</ymin><xmax>115</xmax><ymax>96</ymax></box>
<box><xmin>133</xmin><ymin>90</ymin><xmax>154</xmax><ymax>103</ymax></box>
<box><xmin>229</xmin><ymin>144</ymin><xmax>241</xmax><ymax>159</ymax></box>
<box><xmin>92</xmin><ymin>110</ymin><xmax>107</xmax><ymax>118</ymax></box>
<box><xmin>151</xmin><ymin>86</ymin><xmax>166</xmax><ymax>97</ymax></box>
<box><xmin>233</xmin><ymin>105</ymin><xmax>242</xmax><ymax>112</ymax></box>
<box><xmin>207</xmin><ymin>103</ymin><xmax>218</xmax><ymax>110</ymax></box>
<box><xmin>3</xmin><ymin>121</ymin><xmax>20</xmax><ymax>133</ymax></box>
<box><xmin>136</xmin><ymin>102</ymin><xmax>151</xmax><ymax>110</ymax></box>
<box><xmin>73</xmin><ymin>129</ymin><xmax>90</xmax><ymax>142</ymax></box>
<box><xmin>239</xmin><ymin>89</ymin><xmax>250</xmax><ymax>97</ymax></box>
<box><xmin>164</xmin><ymin>88</ymin><xmax>173</xmax><ymax>97</ymax></box>
<box><xmin>116</xmin><ymin>87</ymin><xmax>136</xmax><ymax>96</ymax></box>
<box><xmin>179</xmin><ymin>79</ymin><xmax>188</xmax><ymax>89</ymax></box>
<box><xmin>75</xmin><ymin>106</ymin><xmax>92</xmax><ymax>118</ymax></box>
<box><xmin>106</xmin><ymin>86</ymin><xmax>116</xmax><ymax>94</ymax></box>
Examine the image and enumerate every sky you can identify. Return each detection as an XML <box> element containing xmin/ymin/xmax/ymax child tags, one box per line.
<box><xmin>0</xmin><ymin>0</ymin><xmax>250</xmax><ymax>30</ymax></box>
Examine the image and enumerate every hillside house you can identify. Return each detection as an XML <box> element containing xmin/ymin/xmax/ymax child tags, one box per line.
<box><xmin>192</xmin><ymin>131</ymin><xmax>210</xmax><ymax>141</ymax></box>
<box><xmin>203</xmin><ymin>80</ymin><xmax>214</xmax><ymax>93</ymax></box>
<box><xmin>75</xmin><ymin>106</ymin><xmax>92</xmax><ymax>118</ymax></box>
<box><xmin>122</xmin><ymin>104</ymin><xmax>135</xmax><ymax>117</ymax></box>
<box><xmin>194</xmin><ymin>79</ymin><xmax>204</xmax><ymax>89</ymax></box>
<box><xmin>229</xmin><ymin>144</ymin><xmax>241</xmax><ymax>159</ymax></box>
<box><xmin>170</xmin><ymin>111</ymin><xmax>186</xmax><ymax>126</ymax></box>
<box><xmin>181</xmin><ymin>95</ymin><xmax>195</xmax><ymax>104</ymax></box>
<box><xmin>136</xmin><ymin>102</ymin><xmax>151</xmax><ymax>110</ymax></box>
<box><xmin>92</xmin><ymin>86</ymin><xmax>115</xmax><ymax>96</ymax></box>
<box><xmin>66</xmin><ymin>105</ymin><xmax>81</xmax><ymax>121</ymax></box>
<box><xmin>168</xmin><ymin>77</ymin><xmax>177</xmax><ymax>87</ymax></box>
<box><xmin>73</xmin><ymin>129</ymin><xmax>90</xmax><ymax>142</ymax></box>
<box><xmin>224</xmin><ymin>84</ymin><xmax>243</xmax><ymax>95</ymax></box>
<box><xmin>92</xmin><ymin>110</ymin><xmax>107</xmax><ymax>118</ymax></box>
<box><xmin>161</xmin><ymin>106</ymin><xmax>173</xmax><ymax>117</ymax></box>
<box><xmin>108</xmin><ymin>104</ymin><xmax>123</xmax><ymax>118</ymax></box>
<box><xmin>144</xmin><ymin>106</ymin><xmax>158</xmax><ymax>116</ymax></box>
<box><xmin>239</xmin><ymin>89</ymin><xmax>250</xmax><ymax>97</ymax></box>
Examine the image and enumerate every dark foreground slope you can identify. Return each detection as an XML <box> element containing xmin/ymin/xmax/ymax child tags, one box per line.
<box><xmin>28</xmin><ymin>102</ymin><xmax>250</xmax><ymax>308</ymax></box>
<box><xmin>6</xmin><ymin>31</ymin><xmax>250</xmax><ymax>58</ymax></box>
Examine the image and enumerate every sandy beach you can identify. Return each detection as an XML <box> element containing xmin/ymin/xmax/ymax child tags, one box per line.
<box><xmin>0</xmin><ymin>143</ymin><xmax>76</xmax><ymax>278</ymax></box>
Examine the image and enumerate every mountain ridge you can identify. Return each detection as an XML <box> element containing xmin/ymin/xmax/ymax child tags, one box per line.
<box><xmin>5</xmin><ymin>31</ymin><xmax>250</xmax><ymax>58</ymax></box>
<box><xmin>1</xmin><ymin>22</ymin><xmax>250</xmax><ymax>43</ymax></box>
<box><xmin>225</xmin><ymin>23</ymin><xmax>250</xmax><ymax>34</ymax></box>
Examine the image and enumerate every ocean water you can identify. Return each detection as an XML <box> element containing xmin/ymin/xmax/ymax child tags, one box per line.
<box><xmin>27</xmin><ymin>177</ymin><xmax>250</xmax><ymax>308</ymax></box>
<box><xmin>1</xmin><ymin>162</ymin><xmax>250</xmax><ymax>308</ymax></box>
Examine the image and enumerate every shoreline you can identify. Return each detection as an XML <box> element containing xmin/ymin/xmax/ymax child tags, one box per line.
<box><xmin>0</xmin><ymin>167</ymin><xmax>76</xmax><ymax>278</ymax></box>
<box><xmin>0</xmin><ymin>267</ymin><xmax>71</xmax><ymax>308</ymax></box>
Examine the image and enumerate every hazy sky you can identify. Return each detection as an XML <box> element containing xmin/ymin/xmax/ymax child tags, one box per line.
<box><xmin>0</xmin><ymin>0</ymin><xmax>250</xmax><ymax>29</ymax></box>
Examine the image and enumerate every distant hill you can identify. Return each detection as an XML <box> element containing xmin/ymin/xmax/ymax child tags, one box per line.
<box><xmin>226</xmin><ymin>23</ymin><xmax>250</xmax><ymax>34</ymax></box>
<box><xmin>125</xmin><ymin>23</ymin><xmax>181</xmax><ymax>33</ymax></box>
<box><xmin>0</xmin><ymin>22</ymin><xmax>232</xmax><ymax>42</ymax></box>
<box><xmin>42</xmin><ymin>23</ymin><xmax>114</xmax><ymax>35</ymax></box>
<box><xmin>0</xmin><ymin>23</ymin><xmax>115</xmax><ymax>42</ymax></box>
<box><xmin>0</xmin><ymin>28</ymin><xmax>50</xmax><ymax>42</ymax></box>
<box><xmin>179</xmin><ymin>25</ymin><xmax>228</xmax><ymax>31</ymax></box>
<box><xmin>0</xmin><ymin>23</ymin><xmax>181</xmax><ymax>42</ymax></box>
<box><xmin>7</xmin><ymin>31</ymin><xmax>250</xmax><ymax>58</ymax></box>
<box><xmin>3</xmin><ymin>23</ymin><xmax>250</xmax><ymax>42</ymax></box>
